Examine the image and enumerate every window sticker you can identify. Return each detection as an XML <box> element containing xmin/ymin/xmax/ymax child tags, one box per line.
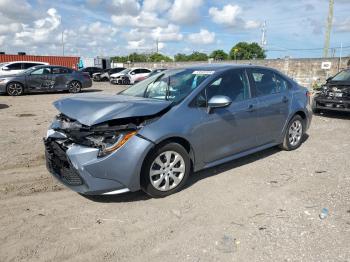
<box><xmin>192</xmin><ymin>71</ymin><xmax>215</xmax><ymax>75</ymax></box>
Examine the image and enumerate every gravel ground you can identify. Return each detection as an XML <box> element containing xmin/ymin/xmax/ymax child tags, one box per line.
<box><xmin>0</xmin><ymin>82</ymin><xmax>349</xmax><ymax>262</ymax></box>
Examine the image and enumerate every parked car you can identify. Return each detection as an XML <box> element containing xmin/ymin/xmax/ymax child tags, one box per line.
<box><xmin>312</xmin><ymin>69</ymin><xmax>350</xmax><ymax>113</ymax></box>
<box><xmin>45</xmin><ymin>65</ymin><xmax>312</xmax><ymax>197</ymax></box>
<box><xmin>80</xmin><ymin>67</ymin><xmax>103</xmax><ymax>77</ymax></box>
<box><xmin>0</xmin><ymin>65</ymin><xmax>92</xmax><ymax>96</ymax></box>
<box><xmin>134</xmin><ymin>68</ymin><xmax>167</xmax><ymax>84</ymax></box>
<box><xmin>93</xmin><ymin>67</ymin><xmax>126</xmax><ymax>82</ymax></box>
<box><xmin>110</xmin><ymin>68</ymin><xmax>151</xmax><ymax>85</ymax></box>
<box><xmin>0</xmin><ymin>61</ymin><xmax>49</xmax><ymax>76</ymax></box>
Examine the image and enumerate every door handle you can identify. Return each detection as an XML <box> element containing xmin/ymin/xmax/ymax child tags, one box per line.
<box><xmin>282</xmin><ymin>96</ymin><xmax>289</xmax><ymax>103</ymax></box>
<box><xmin>246</xmin><ymin>104</ymin><xmax>255</xmax><ymax>112</ymax></box>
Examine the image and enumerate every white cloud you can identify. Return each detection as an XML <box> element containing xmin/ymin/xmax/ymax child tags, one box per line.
<box><xmin>209</xmin><ymin>4</ymin><xmax>260</xmax><ymax>29</ymax></box>
<box><xmin>152</xmin><ymin>24</ymin><xmax>183</xmax><ymax>42</ymax></box>
<box><xmin>15</xmin><ymin>8</ymin><xmax>61</xmax><ymax>45</ymax></box>
<box><xmin>168</xmin><ymin>0</ymin><xmax>203</xmax><ymax>24</ymax></box>
<box><xmin>335</xmin><ymin>18</ymin><xmax>350</xmax><ymax>32</ymax></box>
<box><xmin>0</xmin><ymin>0</ymin><xmax>34</xmax><ymax>22</ymax></box>
<box><xmin>143</xmin><ymin>0</ymin><xmax>171</xmax><ymax>13</ymax></box>
<box><xmin>111</xmin><ymin>11</ymin><xmax>166</xmax><ymax>28</ymax></box>
<box><xmin>109</xmin><ymin>0</ymin><xmax>140</xmax><ymax>15</ymax></box>
<box><xmin>0</xmin><ymin>23</ymin><xmax>22</xmax><ymax>35</ymax></box>
<box><xmin>188</xmin><ymin>29</ymin><xmax>215</xmax><ymax>44</ymax></box>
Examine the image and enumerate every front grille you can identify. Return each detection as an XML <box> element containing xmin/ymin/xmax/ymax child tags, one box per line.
<box><xmin>44</xmin><ymin>139</ymin><xmax>83</xmax><ymax>186</ymax></box>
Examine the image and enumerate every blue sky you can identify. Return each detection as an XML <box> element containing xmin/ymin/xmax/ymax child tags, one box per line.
<box><xmin>0</xmin><ymin>0</ymin><xmax>349</xmax><ymax>58</ymax></box>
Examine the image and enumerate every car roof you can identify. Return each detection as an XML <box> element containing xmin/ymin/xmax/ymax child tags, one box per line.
<box><xmin>172</xmin><ymin>63</ymin><xmax>285</xmax><ymax>73</ymax></box>
<box><xmin>3</xmin><ymin>61</ymin><xmax>49</xmax><ymax>64</ymax></box>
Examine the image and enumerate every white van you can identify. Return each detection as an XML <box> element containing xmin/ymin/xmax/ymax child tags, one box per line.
<box><xmin>0</xmin><ymin>61</ymin><xmax>49</xmax><ymax>76</ymax></box>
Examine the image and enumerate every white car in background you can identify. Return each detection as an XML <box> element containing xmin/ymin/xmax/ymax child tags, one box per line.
<box><xmin>0</xmin><ymin>61</ymin><xmax>49</xmax><ymax>76</ymax></box>
<box><xmin>110</xmin><ymin>68</ymin><xmax>151</xmax><ymax>85</ymax></box>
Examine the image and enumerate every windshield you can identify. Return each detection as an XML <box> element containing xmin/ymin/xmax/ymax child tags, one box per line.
<box><xmin>23</xmin><ymin>66</ymin><xmax>42</xmax><ymax>74</ymax></box>
<box><xmin>121</xmin><ymin>69</ymin><xmax>213</xmax><ymax>103</ymax></box>
<box><xmin>332</xmin><ymin>70</ymin><xmax>350</xmax><ymax>81</ymax></box>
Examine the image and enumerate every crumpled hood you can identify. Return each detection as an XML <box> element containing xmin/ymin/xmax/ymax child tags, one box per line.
<box><xmin>53</xmin><ymin>94</ymin><xmax>172</xmax><ymax>126</ymax></box>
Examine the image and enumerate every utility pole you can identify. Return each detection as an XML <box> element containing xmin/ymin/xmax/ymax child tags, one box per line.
<box><xmin>156</xmin><ymin>39</ymin><xmax>159</xmax><ymax>53</ymax></box>
<box><xmin>323</xmin><ymin>0</ymin><xmax>334</xmax><ymax>58</ymax></box>
<box><xmin>61</xmin><ymin>31</ymin><xmax>65</xmax><ymax>56</ymax></box>
<box><xmin>261</xmin><ymin>21</ymin><xmax>267</xmax><ymax>50</ymax></box>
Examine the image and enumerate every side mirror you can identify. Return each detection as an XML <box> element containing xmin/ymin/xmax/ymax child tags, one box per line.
<box><xmin>2</xmin><ymin>66</ymin><xmax>9</xmax><ymax>71</ymax></box>
<box><xmin>326</xmin><ymin>77</ymin><xmax>333</xmax><ymax>82</ymax></box>
<box><xmin>130</xmin><ymin>72</ymin><xmax>136</xmax><ymax>75</ymax></box>
<box><xmin>207</xmin><ymin>95</ymin><xmax>232</xmax><ymax>113</ymax></box>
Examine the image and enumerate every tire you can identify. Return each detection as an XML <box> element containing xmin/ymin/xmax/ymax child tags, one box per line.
<box><xmin>141</xmin><ymin>143</ymin><xmax>190</xmax><ymax>198</ymax></box>
<box><xmin>280</xmin><ymin>115</ymin><xmax>305</xmax><ymax>151</ymax></box>
<box><xmin>312</xmin><ymin>100</ymin><xmax>320</xmax><ymax>114</ymax></box>
<box><xmin>68</xmin><ymin>81</ymin><xmax>82</xmax><ymax>93</ymax></box>
<box><xmin>6</xmin><ymin>82</ymin><xmax>24</xmax><ymax>96</ymax></box>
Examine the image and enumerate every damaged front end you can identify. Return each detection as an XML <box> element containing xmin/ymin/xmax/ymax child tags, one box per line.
<box><xmin>44</xmin><ymin>111</ymin><xmax>163</xmax><ymax>194</ymax></box>
<box><xmin>48</xmin><ymin>114</ymin><xmax>141</xmax><ymax>158</ymax></box>
<box><xmin>313</xmin><ymin>85</ymin><xmax>350</xmax><ymax>112</ymax></box>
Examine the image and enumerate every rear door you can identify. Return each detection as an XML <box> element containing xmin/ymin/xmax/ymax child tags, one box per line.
<box><xmin>26</xmin><ymin>67</ymin><xmax>53</xmax><ymax>91</ymax></box>
<box><xmin>51</xmin><ymin>67</ymin><xmax>72</xmax><ymax>90</ymax></box>
<box><xmin>247</xmin><ymin>68</ymin><xmax>290</xmax><ymax>145</ymax></box>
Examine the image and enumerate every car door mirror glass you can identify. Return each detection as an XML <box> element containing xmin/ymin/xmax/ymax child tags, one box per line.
<box><xmin>207</xmin><ymin>95</ymin><xmax>232</xmax><ymax>113</ymax></box>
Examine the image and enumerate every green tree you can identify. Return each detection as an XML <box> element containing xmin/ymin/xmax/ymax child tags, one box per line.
<box><xmin>174</xmin><ymin>53</ymin><xmax>189</xmax><ymax>62</ymax></box>
<box><xmin>229</xmin><ymin>42</ymin><xmax>266</xmax><ymax>60</ymax></box>
<box><xmin>188</xmin><ymin>52</ymin><xmax>208</xmax><ymax>61</ymax></box>
<box><xmin>149</xmin><ymin>53</ymin><xmax>173</xmax><ymax>62</ymax></box>
<box><xmin>210</xmin><ymin>50</ymin><xmax>228</xmax><ymax>61</ymax></box>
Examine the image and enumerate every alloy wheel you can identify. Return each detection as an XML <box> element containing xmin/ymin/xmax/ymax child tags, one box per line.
<box><xmin>288</xmin><ymin>119</ymin><xmax>303</xmax><ymax>146</ymax></box>
<box><xmin>7</xmin><ymin>83</ymin><xmax>23</xmax><ymax>96</ymax></box>
<box><xmin>149</xmin><ymin>151</ymin><xmax>186</xmax><ymax>191</ymax></box>
<box><xmin>69</xmin><ymin>81</ymin><xmax>81</xmax><ymax>93</ymax></box>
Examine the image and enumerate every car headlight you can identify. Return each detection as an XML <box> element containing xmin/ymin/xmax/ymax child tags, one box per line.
<box><xmin>86</xmin><ymin>130</ymin><xmax>138</xmax><ymax>157</ymax></box>
<box><xmin>0</xmin><ymin>79</ymin><xmax>7</xmax><ymax>83</ymax></box>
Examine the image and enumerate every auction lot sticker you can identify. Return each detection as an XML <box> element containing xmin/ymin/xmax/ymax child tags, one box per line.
<box><xmin>192</xmin><ymin>71</ymin><xmax>215</xmax><ymax>75</ymax></box>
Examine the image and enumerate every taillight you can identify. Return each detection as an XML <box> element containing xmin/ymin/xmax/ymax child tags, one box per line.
<box><xmin>306</xmin><ymin>90</ymin><xmax>312</xmax><ymax>104</ymax></box>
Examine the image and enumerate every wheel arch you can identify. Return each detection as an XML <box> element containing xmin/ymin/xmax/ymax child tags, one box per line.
<box><xmin>140</xmin><ymin>136</ymin><xmax>195</xmax><ymax>185</ymax></box>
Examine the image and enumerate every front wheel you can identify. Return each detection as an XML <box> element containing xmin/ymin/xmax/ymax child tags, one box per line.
<box><xmin>280</xmin><ymin>115</ymin><xmax>305</xmax><ymax>151</ymax></box>
<box><xmin>7</xmin><ymin>82</ymin><xmax>24</xmax><ymax>96</ymax></box>
<box><xmin>68</xmin><ymin>81</ymin><xmax>82</xmax><ymax>93</ymax></box>
<box><xmin>141</xmin><ymin>143</ymin><xmax>190</xmax><ymax>198</ymax></box>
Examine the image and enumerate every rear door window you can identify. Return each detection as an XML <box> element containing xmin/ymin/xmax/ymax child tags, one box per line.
<box><xmin>7</xmin><ymin>63</ymin><xmax>22</xmax><ymax>70</ymax></box>
<box><xmin>250</xmin><ymin>68</ymin><xmax>282</xmax><ymax>97</ymax></box>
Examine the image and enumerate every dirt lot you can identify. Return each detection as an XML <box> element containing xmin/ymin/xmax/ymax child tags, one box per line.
<box><xmin>0</xmin><ymin>82</ymin><xmax>349</xmax><ymax>262</ymax></box>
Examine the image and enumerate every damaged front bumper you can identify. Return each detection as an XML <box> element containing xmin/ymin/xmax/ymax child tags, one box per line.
<box><xmin>44</xmin><ymin>130</ymin><xmax>154</xmax><ymax>195</ymax></box>
<box><xmin>313</xmin><ymin>94</ymin><xmax>350</xmax><ymax>112</ymax></box>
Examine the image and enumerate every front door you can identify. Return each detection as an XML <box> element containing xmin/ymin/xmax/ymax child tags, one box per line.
<box><xmin>26</xmin><ymin>67</ymin><xmax>53</xmax><ymax>91</ymax></box>
<box><xmin>247</xmin><ymin>68</ymin><xmax>290</xmax><ymax>145</ymax></box>
<box><xmin>193</xmin><ymin>69</ymin><xmax>259</xmax><ymax>164</ymax></box>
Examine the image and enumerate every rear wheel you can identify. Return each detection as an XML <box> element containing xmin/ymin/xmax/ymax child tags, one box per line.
<box><xmin>7</xmin><ymin>82</ymin><xmax>24</xmax><ymax>96</ymax></box>
<box><xmin>141</xmin><ymin>143</ymin><xmax>190</xmax><ymax>198</ymax></box>
<box><xmin>68</xmin><ymin>81</ymin><xmax>82</xmax><ymax>93</ymax></box>
<box><xmin>280</xmin><ymin>115</ymin><xmax>305</xmax><ymax>151</ymax></box>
